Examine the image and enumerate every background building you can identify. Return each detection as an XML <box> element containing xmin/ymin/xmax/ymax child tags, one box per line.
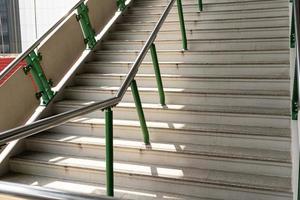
<box><xmin>18</xmin><ymin>0</ymin><xmax>78</xmax><ymax>50</ymax></box>
<box><xmin>0</xmin><ymin>0</ymin><xmax>22</xmax><ymax>53</ymax></box>
<box><xmin>0</xmin><ymin>0</ymin><xmax>78</xmax><ymax>53</ymax></box>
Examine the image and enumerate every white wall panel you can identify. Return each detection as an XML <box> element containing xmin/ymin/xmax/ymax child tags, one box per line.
<box><xmin>18</xmin><ymin>0</ymin><xmax>78</xmax><ymax>50</ymax></box>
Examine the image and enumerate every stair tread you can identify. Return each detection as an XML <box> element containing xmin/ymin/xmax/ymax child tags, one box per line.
<box><xmin>77</xmin><ymin>73</ymin><xmax>289</xmax><ymax>80</ymax></box>
<box><xmin>55</xmin><ymin>100</ymin><xmax>290</xmax><ymax>116</ymax></box>
<box><xmin>85</xmin><ymin>61</ymin><xmax>290</xmax><ymax>67</ymax></box>
<box><xmin>66</xmin><ymin>85</ymin><xmax>290</xmax><ymax>96</ymax></box>
<box><xmin>55</xmin><ymin>114</ymin><xmax>290</xmax><ymax>138</ymax></box>
<box><xmin>95</xmin><ymin>49</ymin><xmax>289</xmax><ymax>54</ymax></box>
<box><xmin>121</xmin><ymin>16</ymin><xmax>288</xmax><ymax>24</ymax></box>
<box><xmin>134</xmin><ymin>0</ymin><xmax>286</xmax><ymax>6</ymax></box>
<box><xmin>129</xmin><ymin>4</ymin><xmax>288</xmax><ymax>11</ymax></box>
<box><xmin>128</xmin><ymin>5</ymin><xmax>288</xmax><ymax>14</ymax></box>
<box><xmin>1</xmin><ymin>173</ymin><xmax>206</xmax><ymax>200</ymax></box>
<box><xmin>28</xmin><ymin>132</ymin><xmax>291</xmax><ymax>163</ymax></box>
<box><xmin>103</xmin><ymin>37</ymin><xmax>289</xmax><ymax>43</ymax></box>
<box><xmin>10</xmin><ymin>151</ymin><xmax>291</xmax><ymax>192</ymax></box>
<box><xmin>111</xmin><ymin>23</ymin><xmax>289</xmax><ymax>32</ymax></box>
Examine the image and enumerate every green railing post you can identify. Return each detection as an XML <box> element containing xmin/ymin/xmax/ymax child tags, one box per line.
<box><xmin>150</xmin><ymin>43</ymin><xmax>166</xmax><ymax>106</ymax></box>
<box><xmin>105</xmin><ymin>107</ymin><xmax>114</xmax><ymax>197</ymax></box>
<box><xmin>131</xmin><ymin>80</ymin><xmax>150</xmax><ymax>145</ymax></box>
<box><xmin>76</xmin><ymin>3</ymin><xmax>97</xmax><ymax>49</ymax></box>
<box><xmin>117</xmin><ymin>0</ymin><xmax>126</xmax><ymax>11</ymax></box>
<box><xmin>292</xmin><ymin>62</ymin><xmax>299</xmax><ymax>120</ymax></box>
<box><xmin>176</xmin><ymin>0</ymin><xmax>188</xmax><ymax>50</ymax></box>
<box><xmin>291</xmin><ymin>1</ymin><xmax>296</xmax><ymax>48</ymax></box>
<box><xmin>198</xmin><ymin>0</ymin><xmax>203</xmax><ymax>11</ymax></box>
<box><xmin>24</xmin><ymin>51</ymin><xmax>55</xmax><ymax>105</ymax></box>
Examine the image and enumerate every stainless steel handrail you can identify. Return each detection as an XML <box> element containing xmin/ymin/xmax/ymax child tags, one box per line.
<box><xmin>0</xmin><ymin>0</ymin><xmax>85</xmax><ymax>81</ymax></box>
<box><xmin>0</xmin><ymin>181</ymin><xmax>119</xmax><ymax>200</ymax></box>
<box><xmin>0</xmin><ymin>0</ymin><xmax>176</xmax><ymax>145</ymax></box>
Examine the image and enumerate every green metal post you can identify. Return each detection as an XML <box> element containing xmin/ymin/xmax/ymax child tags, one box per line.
<box><xmin>105</xmin><ymin>107</ymin><xmax>114</xmax><ymax>197</ymax></box>
<box><xmin>176</xmin><ymin>0</ymin><xmax>188</xmax><ymax>50</ymax></box>
<box><xmin>117</xmin><ymin>0</ymin><xmax>126</xmax><ymax>11</ymax></box>
<box><xmin>77</xmin><ymin>3</ymin><xmax>97</xmax><ymax>49</ymax></box>
<box><xmin>131</xmin><ymin>80</ymin><xmax>150</xmax><ymax>145</ymax></box>
<box><xmin>198</xmin><ymin>0</ymin><xmax>203</xmax><ymax>11</ymax></box>
<box><xmin>292</xmin><ymin>63</ymin><xmax>298</xmax><ymax>120</ymax></box>
<box><xmin>24</xmin><ymin>56</ymin><xmax>49</xmax><ymax>103</ymax></box>
<box><xmin>150</xmin><ymin>43</ymin><xmax>166</xmax><ymax>106</ymax></box>
<box><xmin>291</xmin><ymin>1</ymin><xmax>295</xmax><ymax>48</ymax></box>
<box><xmin>24</xmin><ymin>52</ymin><xmax>55</xmax><ymax>105</ymax></box>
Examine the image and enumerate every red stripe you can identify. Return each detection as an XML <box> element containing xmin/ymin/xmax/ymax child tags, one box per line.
<box><xmin>0</xmin><ymin>57</ymin><xmax>27</xmax><ymax>86</ymax></box>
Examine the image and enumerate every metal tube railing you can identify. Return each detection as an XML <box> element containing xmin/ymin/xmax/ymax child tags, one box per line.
<box><xmin>0</xmin><ymin>0</ymin><xmax>188</xmax><ymax>197</ymax></box>
<box><xmin>0</xmin><ymin>0</ymin><xmax>178</xmax><ymax>146</ymax></box>
<box><xmin>0</xmin><ymin>0</ymin><xmax>85</xmax><ymax>81</ymax></box>
<box><xmin>0</xmin><ymin>181</ymin><xmax>118</xmax><ymax>200</ymax></box>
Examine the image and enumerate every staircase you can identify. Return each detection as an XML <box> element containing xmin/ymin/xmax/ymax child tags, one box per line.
<box><xmin>1</xmin><ymin>0</ymin><xmax>292</xmax><ymax>199</ymax></box>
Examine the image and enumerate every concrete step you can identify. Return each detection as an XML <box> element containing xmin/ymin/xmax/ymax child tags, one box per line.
<box><xmin>115</xmin><ymin>17</ymin><xmax>288</xmax><ymax>31</ymax></box>
<box><xmin>54</xmin><ymin>100</ymin><xmax>290</xmax><ymax>128</ymax></box>
<box><xmin>134</xmin><ymin>0</ymin><xmax>286</xmax><ymax>5</ymax></box>
<box><xmin>9</xmin><ymin>152</ymin><xmax>292</xmax><ymax>199</ymax></box>
<box><xmin>93</xmin><ymin>50</ymin><xmax>289</xmax><ymax>63</ymax></box>
<box><xmin>49</xmin><ymin>115</ymin><xmax>291</xmax><ymax>151</ymax></box>
<box><xmin>83</xmin><ymin>62</ymin><xmax>290</xmax><ymax>77</ymax></box>
<box><xmin>109</xmin><ymin>27</ymin><xmax>289</xmax><ymax>41</ymax></box>
<box><xmin>63</xmin><ymin>86</ymin><xmax>290</xmax><ymax>108</ymax></box>
<box><xmin>127</xmin><ymin>1</ymin><xmax>288</xmax><ymax>13</ymax></box>
<box><xmin>100</xmin><ymin>37</ymin><xmax>289</xmax><ymax>51</ymax></box>
<box><xmin>122</xmin><ymin>8</ymin><xmax>288</xmax><ymax>21</ymax></box>
<box><xmin>74</xmin><ymin>73</ymin><xmax>289</xmax><ymax>91</ymax></box>
<box><xmin>124</xmin><ymin>11</ymin><xmax>289</xmax><ymax>22</ymax></box>
<box><xmin>2</xmin><ymin>173</ymin><xmax>205</xmax><ymax>200</ymax></box>
<box><xmin>126</xmin><ymin>4</ymin><xmax>288</xmax><ymax>16</ymax></box>
<box><xmin>25</xmin><ymin>132</ymin><xmax>291</xmax><ymax>175</ymax></box>
<box><xmin>122</xmin><ymin>11</ymin><xmax>289</xmax><ymax>23</ymax></box>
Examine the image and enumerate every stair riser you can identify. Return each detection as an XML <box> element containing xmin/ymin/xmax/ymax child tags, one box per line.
<box><xmin>128</xmin><ymin>2</ymin><xmax>288</xmax><ymax>13</ymax></box>
<box><xmin>109</xmin><ymin>29</ymin><xmax>288</xmax><ymax>41</ymax></box>
<box><xmin>101</xmin><ymin>39</ymin><xmax>289</xmax><ymax>51</ymax></box>
<box><xmin>25</xmin><ymin>140</ymin><xmax>291</xmax><ymax>176</ymax></box>
<box><xmin>127</xmin><ymin>6</ymin><xmax>288</xmax><ymax>16</ymax></box>
<box><xmin>75</xmin><ymin>76</ymin><xmax>289</xmax><ymax>91</ymax></box>
<box><xmin>116</xmin><ymin>19</ymin><xmax>288</xmax><ymax>31</ymax></box>
<box><xmin>94</xmin><ymin>52</ymin><xmax>289</xmax><ymax>63</ymax></box>
<box><xmin>84</xmin><ymin>63</ymin><xmax>290</xmax><ymax>77</ymax></box>
<box><xmin>54</xmin><ymin>105</ymin><xmax>290</xmax><ymax>128</ymax></box>
<box><xmin>134</xmin><ymin>0</ymin><xmax>286</xmax><ymax>5</ymax></box>
<box><xmin>9</xmin><ymin>161</ymin><xmax>292</xmax><ymax>200</ymax></box>
<box><xmin>50</xmin><ymin>123</ymin><xmax>291</xmax><ymax>151</ymax></box>
<box><xmin>124</xmin><ymin>10</ymin><xmax>288</xmax><ymax>21</ymax></box>
<box><xmin>64</xmin><ymin>90</ymin><xmax>289</xmax><ymax>109</ymax></box>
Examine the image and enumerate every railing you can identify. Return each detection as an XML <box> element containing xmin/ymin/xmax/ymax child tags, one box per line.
<box><xmin>290</xmin><ymin>0</ymin><xmax>300</xmax><ymax>199</ymax></box>
<box><xmin>0</xmin><ymin>181</ymin><xmax>119</xmax><ymax>200</ymax></box>
<box><xmin>0</xmin><ymin>0</ymin><xmax>205</xmax><ymax>198</ymax></box>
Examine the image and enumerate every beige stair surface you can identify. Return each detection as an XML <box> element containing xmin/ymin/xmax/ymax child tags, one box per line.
<box><xmin>1</xmin><ymin>0</ymin><xmax>292</xmax><ymax>199</ymax></box>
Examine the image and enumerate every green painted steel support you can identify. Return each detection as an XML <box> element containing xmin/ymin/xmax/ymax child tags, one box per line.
<box><xmin>24</xmin><ymin>51</ymin><xmax>54</xmax><ymax>105</ymax></box>
<box><xmin>76</xmin><ymin>3</ymin><xmax>97</xmax><ymax>49</ymax></box>
<box><xmin>117</xmin><ymin>0</ymin><xmax>126</xmax><ymax>11</ymax></box>
<box><xmin>176</xmin><ymin>0</ymin><xmax>188</xmax><ymax>50</ymax></box>
<box><xmin>198</xmin><ymin>0</ymin><xmax>203</xmax><ymax>11</ymax></box>
<box><xmin>292</xmin><ymin>62</ymin><xmax>298</xmax><ymax>120</ymax></box>
<box><xmin>131</xmin><ymin>80</ymin><xmax>150</xmax><ymax>145</ymax></box>
<box><xmin>105</xmin><ymin>107</ymin><xmax>114</xmax><ymax>197</ymax></box>
<box><xmin>291</xmin><ymin>1</ymin><xmax>296</xmax><ymax>48</ymax></box>
<box><xmin>150</xmin><ymin>43</ymin><xmax>166</xmax><ymax>106</ymax></box>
